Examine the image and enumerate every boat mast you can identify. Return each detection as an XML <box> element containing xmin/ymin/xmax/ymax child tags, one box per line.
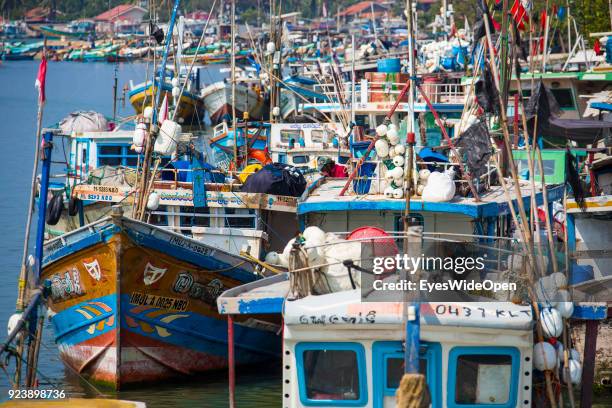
<box><xmin>231</xmin><ymin>0</ymin><xmax>238</xmax><ymax>170</ymax></box>
<box><xmin>403</xmin><ymin>0</ymin><xmax>417</xmax><ymax>253</ymax></box>
<box><xmin>137</xmin><ymin>0</ymin><xmax>181</xmax><ymax>220</ymax></box>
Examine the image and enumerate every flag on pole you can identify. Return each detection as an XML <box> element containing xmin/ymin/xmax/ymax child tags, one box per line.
<box><xmin>510</xmin><ymin>0</ymin><xmax>529</xmax><ymax>30</ymax></box>
<box><xmin>158</xmin><ymin>94</ymin><xmax>168</xmax><ymax>124</ymax></box>
<box><xmin>34</xmin><ymin>55</ymin><xmax>48</xmax><ymax>104</ymax></box>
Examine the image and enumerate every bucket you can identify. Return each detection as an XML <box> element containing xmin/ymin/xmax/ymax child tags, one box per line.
<box><xmin>353</xmin><ymin>162</ymin><xmax>377</xmax><ymax>194</ymax></box>
<box><xmin>377</xmin><ymin>58</ymin><xmax>401</xmax><ymax>73</ymax></box>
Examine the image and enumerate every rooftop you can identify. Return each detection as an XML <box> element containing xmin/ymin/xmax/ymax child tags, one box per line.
<box><xmin>298</xmin><ymin>177</ymin><xmax>565</xmax><ymax>218</ymax></box>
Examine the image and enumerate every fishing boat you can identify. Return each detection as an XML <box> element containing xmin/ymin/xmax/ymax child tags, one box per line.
<box><xmin>33</xmin><ymin>20</ymin><xmax>96</xmax><ymax>40</ymax></box>
<box><xmin>41</xmin><ymin>210</ymin><xmax>281</xmax><ymax>387</ymax></box>
<box><xmin>201</xmin><ymin>80</ymin><xmax>266</xmax><ymax>125</ymax></box>
<box><xmin>128</xmin><ymin>74</ymin><xmax>205</xmax><ymax>126</ymax></box>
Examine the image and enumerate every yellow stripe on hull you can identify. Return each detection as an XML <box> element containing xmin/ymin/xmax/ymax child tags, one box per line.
<box><xmin>129</xmin><ymin>86</ymin><xmax>205</xmax><ymax>124</ymax></box>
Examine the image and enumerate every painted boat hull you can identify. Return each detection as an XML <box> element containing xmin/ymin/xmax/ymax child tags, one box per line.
<box><xmin>42</xmin><ymin>216</ymin><xmax>280</xmax><ymax>388</ymax></box>
<box><xmin>201</xmin><ymin>82</ymin><xmax>266</xmax><ymax>125</ymax></box>
<box><xmin>129</xmin><ymin>82</ymin><xmax>205</xmax><ymax>125</ymax></box>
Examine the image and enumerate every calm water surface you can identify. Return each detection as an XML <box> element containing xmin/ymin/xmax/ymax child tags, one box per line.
<box><xmin>0</xmin><ymin>60</ymin><xmax>280</xmax><ymax>406</ymax></box>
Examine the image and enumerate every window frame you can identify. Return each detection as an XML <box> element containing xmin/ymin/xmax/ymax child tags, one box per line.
<box><xmin>97</xmin><ymin>143</ymin><xmax>139</xmax><ymax>167</ymax></box>
<box><xmin>295</xmin><ymin>342</ymin><xmax>368</xmax><ymax>407</ymax></box>
<box><xmin>372</xmin><ymin>341</ymin><xmax>442</xmax><ymax>408</ymax></box>
<box><xmin>447</xmin><ymin>346</ymin><xmax>520</xmax><ymax>408</ymax></box>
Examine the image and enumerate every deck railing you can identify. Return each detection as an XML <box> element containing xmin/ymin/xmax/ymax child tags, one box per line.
<box><xmin>310</xmin><ymin>80</ymin><xmax>466</xmax><ymax>105</ymax></box>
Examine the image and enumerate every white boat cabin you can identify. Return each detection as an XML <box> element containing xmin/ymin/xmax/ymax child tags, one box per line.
<box><xmin>217</xmin><ymin>278</ymin><xmax>535</xmax><ymax>408</ymax></box>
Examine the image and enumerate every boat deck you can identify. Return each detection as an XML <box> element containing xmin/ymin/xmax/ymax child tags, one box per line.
<box><xmin>299</xmin><ymin>177</ymin><xmax>565</xmax><ymax>218</ymax></box>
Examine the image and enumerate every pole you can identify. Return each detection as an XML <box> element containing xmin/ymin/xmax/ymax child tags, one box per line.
<box><xmin>403</xmin><ymin>0</ymin><xmax>417</xmax><ymax>252</ymax></box>
<box><xmin>113</xmin><ymin>64</ymin><xmax>118</xmax><ymax>122</ymax></box>
<box><xmin>24</xmin><ymin>130</ymin><xmax>54</xmax><ymax>388</ymax></box>
<box><xmin>580</xmin><ymin>320</ymin><xmax>599</xmax><ymax>408</ymax></box>
<box><xmin>499</xmin><ymin>0</ymin><xmax>510</xmax><ymax>106</ymax></box>
<box><xmin>228</xmin><ymin>315</ymin><xmax>236</xmax><ymax>408</ymax></box>
<box><xmin>231</xmin><ymin>0</ymin><xmax>237</xmax><ymax>170</ymax></box>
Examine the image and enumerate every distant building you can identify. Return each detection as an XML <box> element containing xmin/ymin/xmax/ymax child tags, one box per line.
<box><xmin>185</xmin><ymin>11</ymin><xmax>211</xmax><ymax>21</ymax></box>
<box><xmin>336</xmin><ymin>1</ymin><xmax>389</xmax><ymax>23</ymax></box>
<box><xmin>94</xmin><ymin>4</ymin><xmax>147</xmax><ymax>33</ymax></box>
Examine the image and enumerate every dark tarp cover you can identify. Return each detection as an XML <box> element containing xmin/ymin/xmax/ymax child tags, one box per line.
<box><xmin>524</xmin><ymin>81</ymin><xmax>612</xmax><ymax>146</ymax></box>
<box><xmin>475</xmin><ymin>62</ymin><xmax>500</xmax><ymax>115</ymax></box>
<box><xmin>472</xmin><ymin>0</ymin><xmax>494</xmax><ymax>54</ymax></box>
<box><xmin>241</xmin><ymin>163</ymin><xmax>306</xmax><ymax>197</ymax></box>
<box><xmin>456</xmin><ymin>121</ymin><xmax>492</xmax><ymax>177</ymax></box>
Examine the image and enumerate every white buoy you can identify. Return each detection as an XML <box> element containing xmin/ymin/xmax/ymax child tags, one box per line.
<box><xmin>376</xmin><ymin>124</ymin><xmax>388</xmax><ymax>137</ymax></box>
<box><xmin>143</xmin><ymin>106</ymin><xmax>154</xmax><ymax>120</ymax></box>
<box><xmin>171</xmin><ymin>77</ymin><xmax>180</xmax><ymax>88</ymax></box>
<box><xmin>303</xmin><ymin>226</ymin><xmax>326</xmax><ymax>246</ymax></box>
<box><xmin>393</xmin><ymin>177</ymin><xmax>404</xmax><ymax>187</ymax></box>
<box><xmin>570</xmin><ymin>348</ymin><xmax>581</xmax><ymax>362</ymax></box>
<box><xmin>393</xmin><ymin>155</ymin><xmax>405</xmax><ymax>167</ymax></box>
<box><xmin>541</xmin><ymin>307</ymin><xmax>563</xmax><ymax>338</ymax></box>
<box><xmin>154</xmin><ymin>119</ymin><xmax>180</xmax><ymax>155</ymax></box>
<box><xmin>554</xmin><ymin>290</ymin><xmax>574</xmax><ymax>318</ymax></box>
<box><xmin>388</xmin><ymin>123</ymin><xmax>398</xmax><ymax>133</ymax></box>
<box><xmin>563</xmin><ymin>360</ymin><xmax>582</xmax><ymax>385</ymax></box>
<box><xmin>265</xmin><ymin>252</ymin><xmax>280</xmax><ymax>265</ymax></box>
<box><xmin>172</xmin><ymin>86</ymin><xmax>181</xmax><ymax>98</ymax></box>
<box><xmin>384</xmin><ymin>186</ymin><xmax>394</xmax><ymax>198</ymax></box>
<box><xmin>418</xmin><ymin>169</ymin><xmax>431</xmax><ymax>181</ymax></box>
<box><xmin>394</xmin><ymin>144</ymin><xmax>406</xmax><ymax>156</ymax></box>
<box><xmin>385</xmin><ymin>169</ymin><xmax>395</xmax><ymax>180</ymax></box>
<box><xmin>133</xmin><ymin>122</ymin><xmax>147</xmax><ymax>149</ymax></box>
<box><xmin>417</xmin><ymin>184</ymin><xmax>425</xmax><ymax>195</ymax></box>
<box><xmin>7</xmin><ymin>313</ymin><xmax>22</xmax><ymax>336</ymax></box>
<box><xmin>392</xmin><ymin>188</ymin><xmax>404</xmax><ymax>199</ymax></box>
<box><xmin>375</xmin><ymin>139</ymin><xmax>390</xmax><ymax>158</ymax></box>
<box><xmin>387</xmin><ymin>129</ymin><xmax>400</xmax><ymax>145</ymax></box>
<box><xmin>550</xmin><ymin>272</ymin><xmax>568</xmax><ymax>289</ymax></box>
<box><xmin>390</xmin><ymin>166</ymin><xmax>404</xmax><ymax>179</ymax></box>
<box><xmin>146</xmin><ymin>191</ymin><xmax>160</xmax><ymax>211</ymax></box>
<box><xmin>266</xmin><ymin>42</ymin><xmax>276</xmax><ymax>54</ymax></box>
<box><xmin>272</xmin><ymin>106</ymin><xmax>280</xmax><ymax>117</ymax></box>
<box><xmin>534</xmin><ymin>341</ymin><xmax>557</xmax><ymax>371</ymax></box>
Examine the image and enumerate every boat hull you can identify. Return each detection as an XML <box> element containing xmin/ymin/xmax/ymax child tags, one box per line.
<box><xmin>43</xmin><ymin>217</ymin><xmax>280</xmax><ymax>388</ymax></box>
<box><xmin>201</xmin><ymin>82</ymin><xmax>266</xmax><ymax>125</ymax></box>
<box><xmin>129</xmin><ymin>82</ymin><xmax>205</xmax><ymax>126</ymax></box>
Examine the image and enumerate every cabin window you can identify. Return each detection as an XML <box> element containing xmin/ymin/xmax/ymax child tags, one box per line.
<box><xmin>373</xmin><ymin>341</ymin><xmax>441</xmax><ymax>408</ymax></box>
<box><xmin>149</xmin><ymin>205</ymin><xmax>168</xmax><ymax>226</ymax></box>
<box><xmin>550</xmin><ymin>88</ymin><xmax>575</xmax><ymax>110</ymax></box>
<box><xmin>296</xmin><ymin>342</ymin><xmax>367</xmax><ymax>406</ymax></box>
<box><xmin>292</xmin><ymin>155</ymin><xmax>310</xmax><ymax>165</ymax></box>
<box><xmin>448</xmin><ymin>347</ymin><xmax>519</xmax><ymax>408</ymax></box>
<box><xmin>97</xmin><ymin>144</ymin><xmax>139</xmax><ymax>167</ymax></box>
<box><xmin>180</xmin><ymin>206</ymin><xmax>210</xmax><ymax>229</ymax></box>
<box><xmin>224</xmin><ymin>208</ymin><xmax>256</xmax><ymax>229</ymax></box>
<box><xmin>280</xmin><ymin>129</ymin><xmax>302</xmax><ymax>144</ymax></box>
<box><xmin>311</xmin><ymin>130</ymin><xmax>325</xmax><ymax>144</ymax></box>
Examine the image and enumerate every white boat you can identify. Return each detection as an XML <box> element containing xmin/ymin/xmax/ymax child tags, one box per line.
<box><xmin>201</xmin><ymin>80</ymin><xmax>266</xmax><ymax>125</ymax></box>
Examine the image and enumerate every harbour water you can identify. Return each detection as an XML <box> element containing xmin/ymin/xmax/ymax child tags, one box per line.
<box><xmin>0</xmin><ymin>61</ymin><xmax>279</xmax><ymax>406</ymax></box>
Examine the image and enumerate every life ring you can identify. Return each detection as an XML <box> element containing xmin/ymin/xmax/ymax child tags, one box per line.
<box><xmin>68</xmin><ymin>196</ymin><xmax>80</xmax><ymax>216</ymax></box>
<box><xmin>46</xmin><ymin>194</ymin><xmax>64</xmax><ymax>226</ymax></box>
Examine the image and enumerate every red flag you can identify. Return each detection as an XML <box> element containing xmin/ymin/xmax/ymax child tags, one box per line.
<box><xmin>594</xmin><ymin>38</ymin><xmax>602</xmax><ymax>55</ymax></box>
<box><xmin>540</xmin><ymin>10</ymin><xmax>547</xmax><ymax>30</ymax></box>
<box><xmin>34</xmin><ymin>55</ymin><xmax>47</xmax><ymax>103</ymax></box>
<box><xmin>158</xmin><ymin>94</ymin><xmax>168</xmax><ymax>124</ymax></box>
<box><xmin>510</xmin><ymin>0</ymin><xmax>528</xmax><ymax>30</ymax></box>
